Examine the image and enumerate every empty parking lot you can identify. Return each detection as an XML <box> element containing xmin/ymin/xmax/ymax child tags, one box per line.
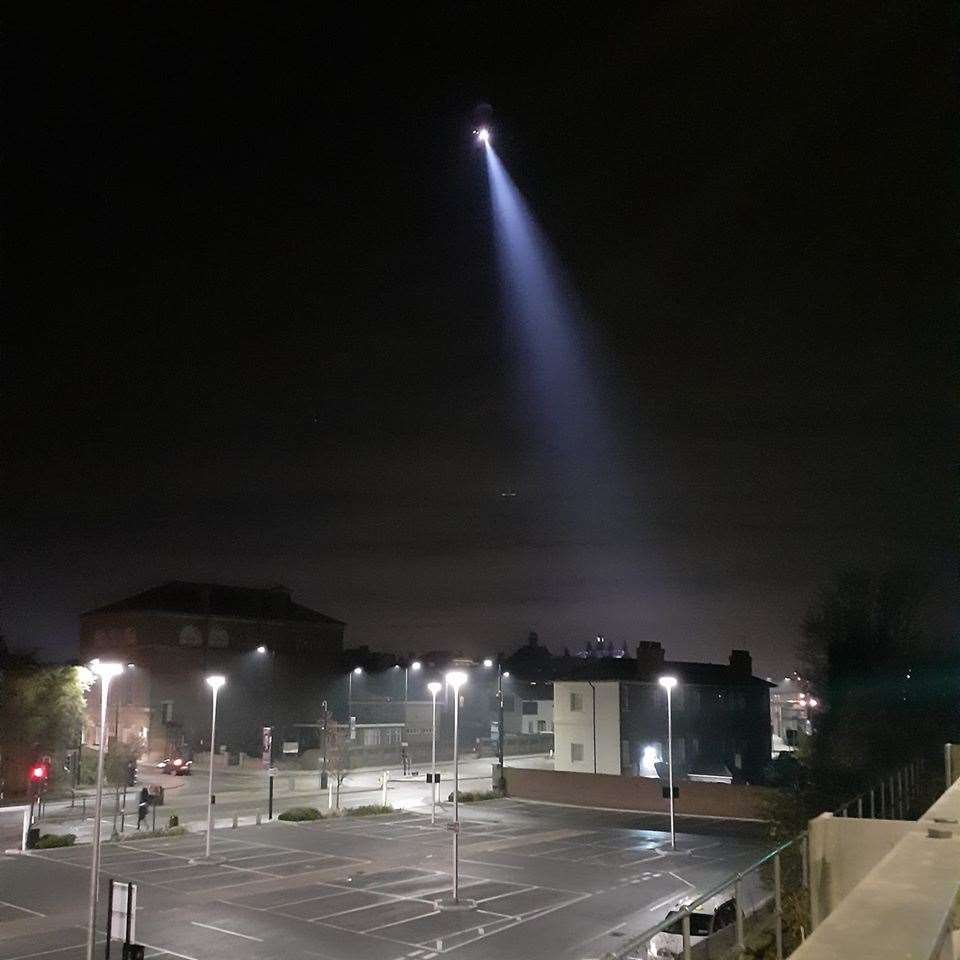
<box><xmin>0</xmin><ymin>800</ymin><xmax>771</xmax><ymax>960</ymax></box>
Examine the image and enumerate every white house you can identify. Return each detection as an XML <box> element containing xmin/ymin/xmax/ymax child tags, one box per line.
<box><xmin>519</xmin><ymin>696</ymin><xmax>553</xmax><ymax>735</ymax></box>
<box><xmin>552</xmin><ymin>681</ymin><xmax>620</xmax><ymax>774</ymax></box>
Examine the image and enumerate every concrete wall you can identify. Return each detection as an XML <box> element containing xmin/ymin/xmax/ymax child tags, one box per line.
<box><xmin>553</xmin><ymin>681</ymin><xmax>620</xmax><ymax>774</ymax></box>
<box><xmin>808</xmin><ymin>813</ymin><xmax>913</xmax><ymax>928</ymax></box>
<box><xmin>502</xmin><ymin>765</ymin><xmax>775</xmax><ymax>819</ymax></box>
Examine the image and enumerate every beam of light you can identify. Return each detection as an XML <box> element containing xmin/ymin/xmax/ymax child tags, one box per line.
<box><xmin>483</xmin><ymin>142</ymin><xmax>616</xmax><ymax>491</ymax></box>
<box><xmin>475</xmin><ymin>127</ymin><xmax>490</xmax><ymax>143</ymax></box>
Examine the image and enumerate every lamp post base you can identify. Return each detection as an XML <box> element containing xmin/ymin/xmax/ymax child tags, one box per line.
<box><xmin>436</xmin><ymin>897</ymin><xmax>477</xmax><ymax>911</ymax></box>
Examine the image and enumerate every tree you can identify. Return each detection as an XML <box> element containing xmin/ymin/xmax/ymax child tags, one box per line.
<box><xmin>0</xmin><ymin>641</ymin><xmax>88</xmax><ymax>799</ymax></box>
<box><xmin>324</xmin><ymin>721</ymin><xmax>352</xmax><ymax>809</ymax></box>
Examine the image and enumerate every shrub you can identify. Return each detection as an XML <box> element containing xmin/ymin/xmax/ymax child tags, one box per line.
<box><xmin>167</xmin><ymin>815</ymin><xmax>179</xmax><ymax>828</ymax></box>
<box><xmin>35</xmin><ymin>833</ymin><xmax>76</xmax><ymax>849</ymax></box>
<box><xmin>119</xmin><ymin>826</ymin><xmax>187</xmax><ymax>841</ymax></box>
<box><xmin>446</xmin><ymin>790</ymin><xmax>502</xmax><ymax>803</ymax></box>
<box><xmin>345</xmin><ymin>804</ymin><xmax>392</xmax><ymax>817</ymax></box>
<box><xmin>277</xmin><ymin>806</ymin><xmax>322</xmax><ymax>822</ymax></box>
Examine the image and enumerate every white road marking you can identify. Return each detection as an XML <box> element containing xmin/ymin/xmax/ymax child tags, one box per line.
<box><xmin>0</xmin><ymin>899</ymin><xmax>45</xmax><ymax>917</ymax></box>
<box><xmin>648</xmin><ymin>889</ymin><xmax>692</xmax><ymax>912</ymax></box>
<box><xmin>2</xmin><ymin>943</ymin><xmax>100</xmax><ymax>960</ymax></box>
<box><xmin>460</xmin><ymin>859</ymin><xmax>524</xmax><ymax>870</ymax></box>
<box><xmin>140</xmin><ymin>942</ymin><xmax>202</xmax><ymax>960</ymax></box>
<box><xmin>190</xmin><ymin>921</ymin><xmax>263</xmax><ymax>941</ymax></box>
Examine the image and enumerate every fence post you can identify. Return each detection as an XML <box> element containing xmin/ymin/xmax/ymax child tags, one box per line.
<box><xmin>735</xmin><ymin>876</ymin><xmax>744</xmax><ymax>950</ymax></box>
<box><xmin>946</xmin><ymin>744</ymin><xmax>953</xmax><ymax>789</ymax></box>
<box><xmin>682</xmin><ymin>912</ymin><xmax>692</xmax><ymax>960</ymax></box>
<box><xmin>856</xmin><ymin>796</ymin><xmax>862</xmax><ymax>818</ymax></box>
<box><xmin>897</xmin><ymin>770</ymin><xmax>904</xmax><ymax>818</ymax></box>
<box><xmin>889</xmin><ymin>776</ymin><xmax>895</xmax><ymax>817</ymax></box>
<box><xmin>774</xmin><ymin>853</ymin><xmax>783</xmax><ymax>960</ymax></box>
<box><xmin>869</xmin><ymin>788</ymin><xmax>875</xmax><ymax>818</ymax></box>
<box><xmin>801</xmin><ymin>834</ymin><xmax>809</xmax><ymax>890</ymax></box>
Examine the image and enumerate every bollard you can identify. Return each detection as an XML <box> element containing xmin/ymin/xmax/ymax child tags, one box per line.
<box><xmin>381</xmin><ymin>771</ymin><xmax>388</xmax><ymax>807</ymax></box>
<box><xmin>256</xmin><ymin>812</ymin><xmax>262</xmax><ymax>826</ymax></box>
<box><xmin>869</xmin><ymin>788</ymin><xmax>875</xmax><ymax>818</ymax></box>
<box><xmin>856</xmin><ymin>796</ymin><xmax>862</xmax><ymax>818</ymax></box>
<box><xmin>327</xmin><ymin>783</ymin><xmax>333</xmax><ymax>810</ymax></box>
<box><xmin>232</xmin><ymin>814</ymin><xmax>239</xmax><ymax>829</ymax></box>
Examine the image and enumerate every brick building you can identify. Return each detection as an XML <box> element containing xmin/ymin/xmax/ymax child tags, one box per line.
<box><xmin>79</xmin><ymin>581</ymin><xmax>344</xmax><ymax>760</ymax></box>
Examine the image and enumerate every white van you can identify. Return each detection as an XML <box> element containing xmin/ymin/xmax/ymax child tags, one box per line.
<box><xmin>647</xmin><ymin>895</ymin><xmax>737</xmax><ymax>958</ymax></box>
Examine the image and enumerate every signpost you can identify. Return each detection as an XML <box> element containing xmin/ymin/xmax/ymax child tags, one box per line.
<box><xmin>105</xmin><ymin>880</ymin><xmax>141</xmax><ymax>959</ymax></box>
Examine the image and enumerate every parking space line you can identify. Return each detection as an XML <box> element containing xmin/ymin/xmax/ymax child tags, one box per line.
<box><xmin>1</xmin><ymin>943</ymin><xmax>91</xmax><ymax>960</ymax></box>
<box><xmin>0</xmin><ymin>899</ymin><xmax>46</xmax><ymax>917</ymax></box>
<box><xmin>190</xmin><ymin>921</ymin><xmax>263</xmax><ymax>942</ymax></box>
<box><xmin>362</xmin><ymin>909</ymin><xmax>443</xmax><ymax>933</ymax></box>
<box><xmin>140</xmin><ymin>942</ymin><xmax>201</xmax><ymax>960</ymax></box>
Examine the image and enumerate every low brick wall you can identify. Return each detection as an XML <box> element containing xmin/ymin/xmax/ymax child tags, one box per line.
<box><xmin>502</xmin><ymin>766</ymin><xmax>775</xmax><ymax>820</ymax></box>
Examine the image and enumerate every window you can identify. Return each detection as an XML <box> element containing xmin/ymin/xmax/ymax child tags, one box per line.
<box><xmin>160</xmin><ymin>701</ymin><xmax>174</xmax><ymax>723</ymax></box>
<box><xmin>537</xmin><ymin>720</ymin><xmax>547</xmax><ymax>732</ymax></box>
<box><xmin>178</xmin><ymin>625</ymin><xmax>202</xmax><ymax>647</ymax></box>
<box><xmin>570</xmin><ymin>691</ymin><xmax>583</xmax><ymax>712</ymax></box>
<box><xmin>571</xmin><ymin>742</ymin><xmax>584</xmax><ymax>763</ymax></box>
<box><xmin>522</xmin><ymin>701</ymin><xmax>539</xmax><ymax>715</ymax></box>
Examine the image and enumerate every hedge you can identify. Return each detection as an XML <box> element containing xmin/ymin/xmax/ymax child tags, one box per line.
<box><xmin>278</xmin><ymin>806</ymin><xmax>322</xmax><ymax>821</ymax></box>
<box><xmin>35</xmin><ymin>833</ymin><xmax>76</xmax><ymax>849</ymax></box>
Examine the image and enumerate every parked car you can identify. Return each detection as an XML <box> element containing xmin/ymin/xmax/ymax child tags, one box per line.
<box><xmin>155</xmin><ymin>757</ymin><xmax>193</xmax><ymax>776</ymax></box>
<box><xmin>648</xmin><ymin>895</ymin><xmax>737</xmax><ymax>958</ymax></box>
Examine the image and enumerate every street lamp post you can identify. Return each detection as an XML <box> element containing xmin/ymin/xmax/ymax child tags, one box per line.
<box><xmin>659</xmin><ymin>675</ymin><xmax>678</xmax><ymax>849</ymax></box>
<box><xmin>348</xmin><ymin>666</ymin><xmax>362</xmax><ymax>720</ymax></box>
<box><xmin>204</xmin><ymin>675</ymin><xmax>226</xmax><ymax>860</ymax></box>
<box><xmin>445</xmin><ymin>670</ymin><xmax>467</xmax><ymax>902</ymax></box>
<box><xmin>405</xmin><ymin>660</ymin><xmax>421</xmax><ymax>702</ymax></box>
<box><xmin>427</xmin><ymin>681</ymin><xmax>442</xmax><ymax>823</ymax></box>
<box><xmin>86</xmin><ymin>660</ymin><xmax>124</xmax><ymax>960</ymax></box>
<box><xmin>483</xmin><ymin>658</ymin><xmax>508</xmax><ymax>786</ymax></box>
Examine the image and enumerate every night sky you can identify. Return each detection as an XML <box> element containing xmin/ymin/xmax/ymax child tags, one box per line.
<box><xmin>6</xmin><ymin>4</ymin><xmax>955</xmax><ymax>676</ymax></box>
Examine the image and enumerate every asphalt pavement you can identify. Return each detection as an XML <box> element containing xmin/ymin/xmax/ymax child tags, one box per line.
<box><xmin>0</xmin><ymin>798</ymin><xmax>771</xmax><ymax>960</ymax></box>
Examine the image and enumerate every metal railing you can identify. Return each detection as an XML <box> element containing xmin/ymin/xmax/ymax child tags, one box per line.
<box><xmin>604</xmin><ymin>758</ymin><xmax>926</xmax><ymax>960</ymax></box>
<box><xmin>603</xmin><ymin>833</ymin><xmax>806</xmax><ymax>960</ymax></box>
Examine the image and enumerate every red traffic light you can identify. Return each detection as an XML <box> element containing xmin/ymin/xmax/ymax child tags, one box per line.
<box><xmin>30</xmin><ymin>765</ymin><xmax>47</xmax><ymax>781</ymax></box>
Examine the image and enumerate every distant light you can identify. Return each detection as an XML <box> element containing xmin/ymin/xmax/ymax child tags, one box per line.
<box><xmin>476</xmin><ymin>127</ymin><xmax>490</xmax><ymax>143</ymax></box>
<box><xmin>446</xmin><ymin>670</ymin><xmax>468</xmax><ymax>691</ymax></box>
<box><xmin>427</xmin><ymin>681</ymin><xmax>442</xmax><ymax>696</ymax></box>
<box><xmin>353</xmin><ymin>666</ymin><xmax>363</xmax><ymax>675</ymax></box>
<box><xmin>394</xmin><ymin>664</ymin><xmax>401</xmax><ymax>670</ymax></box>
<box><xmin>808</xmin><ymin>698</ymin><xmax>819</xmax><ymax>707</ymax></box>
<box><xmin>256</xmin><ymin>645</ymin><xmax>267</xmax><ymax>654</ymax></box>
<box><xmin>206</xmin><ymin>674</ymin><xmax>226</xmax><ymax>691</ymax></box>
<box><xmin>126</xmin><ymin>663</ymin><xmax>135</xmax><ymax>669</ymax></box>
<box><xmin>32</xmin><ymin>766</ymin><xmax>45</xmax><ymax>779</ymax></box>
<box><xmin>643</xmin><ymin>746</ymin><xmax>659</xmax><ymax>762</ymax></box>
<box><xmin>172</xmin><ymin>758</ymin><xmax>183</xmax><ymax>767</ymax></box>
<box><xmin>658</xmin><ymin>675</ymin><xmax>678</xmax><ymax>690</ymax></box>
<box><xmin>411</xmin><ymin>661</ymin><xmax>422</xmax><ymax>671</ymax></box>
<box><xmin>503</xmin><ymin>671</ymin><xmax>511</xmax><ymax>679</ymax></box>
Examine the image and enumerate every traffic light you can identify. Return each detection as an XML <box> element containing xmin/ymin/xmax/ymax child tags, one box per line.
<box><xmin>29</xmin><ymin>764</ymin><xmax>47</xmax><ymax>782</ymax></box>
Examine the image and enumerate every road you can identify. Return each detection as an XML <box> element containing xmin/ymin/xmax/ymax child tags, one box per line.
<box><xmin>2</xmin><ymin>755</ymin><xmax>552</xmax><ymax>846</ymax></box>
<box><xmin>0</xmin><ymin>799</ymin><xmax>772</xmax><ymax>960</ymax></box>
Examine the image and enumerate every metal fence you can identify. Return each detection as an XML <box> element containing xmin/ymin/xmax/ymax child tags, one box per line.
<box><xmin>604</xmin><ymin>759</ymin><xmax>924</xmax><ymax>960</ymax></box>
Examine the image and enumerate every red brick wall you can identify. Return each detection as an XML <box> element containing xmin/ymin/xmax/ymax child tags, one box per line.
<box><xmin>502</xmin><ymin>766</ymin><xmax>775</xmax><ymax>820</ymax></box>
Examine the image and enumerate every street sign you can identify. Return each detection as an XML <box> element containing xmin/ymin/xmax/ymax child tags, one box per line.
<box><xmin>261</xmin><ymin>726</ymin><xmax>272</xmax><ymax>768</ymax></box>
<box><xmin>445</xmin><ymin>821</ymin><xmax>460</xmax><ymax>833</ymax></box>
<box><xmin>108</xmin><ymin>880</ymin><xmax>137</xmax><ymax>942</ymax></box>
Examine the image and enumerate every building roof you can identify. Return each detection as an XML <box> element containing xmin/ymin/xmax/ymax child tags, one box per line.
<box><xmin>83</xmin><ymin>581</ymin><xmax>345</xmax><ymax>626</ymax></box>
<box><xmin>551</xmin><ymin>656</ymin><xmax>772</xmax><ymax>687</ymax></box>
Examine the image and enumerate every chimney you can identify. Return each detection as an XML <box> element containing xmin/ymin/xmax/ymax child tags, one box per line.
<box><xmin>636</xmin><ymin>641</ymin><xmax>666</xmax><ymax>676</ymax></box>
<box><xmin>729</xmin><ymin>649</ymin><xmax>752</xmax><ymax>679</ymax></box>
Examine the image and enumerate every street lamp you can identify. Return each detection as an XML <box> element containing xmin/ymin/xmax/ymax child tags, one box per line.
<box><xmin>85</xmin><ymin>660</ymin><xmax>124</xmax><ymax>960</ymax></box>
<box><xmin>445</xmin><ymin>670</ymin><xmax>468</xmax><ymax>902</ymax></box>
<box><xmin>658</xmin><ymin>675</ymin><xmax>678</xmax><ymax>849</ymax></box>
<box><xmin>483</xmin><ymin>657</ymin><xmax>507</xmax><ymax>786</ymax></box>
<box><xmin>348</xmin><ymin>666</ymin><xmax>362</xmax><ymax>719</ymax></box>
<box><xmin>406</xmin><ymin>660</ymin><xmax>421</xmax><ymax>701</ymax></box>
<box><xmin>204</xmin><ymin>675</ymin><xmax>226</xmax><ymax>860</ymax></box>
<box><xmin>427</xmin><ymin>681</ymin><xmax>442</xmax><ymax>824</ymax></box>
<box><xmin>256</xmin><ymin>645</ymin><xmax>266</xmax><ymax>654</ymax></box>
